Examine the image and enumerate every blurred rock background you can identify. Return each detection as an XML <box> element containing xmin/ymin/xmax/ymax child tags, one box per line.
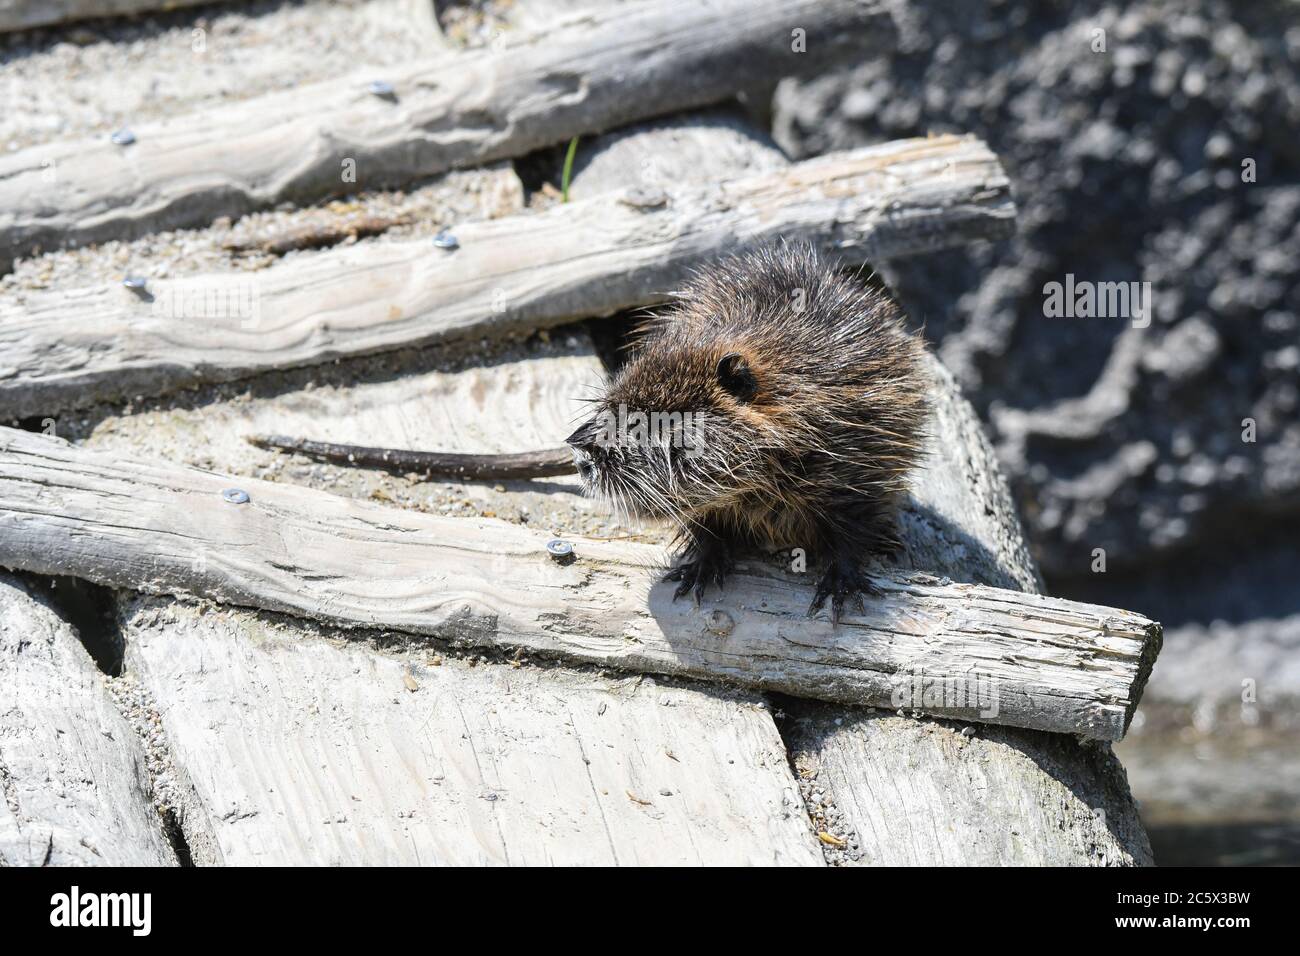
<box><xmin>773</xmin><ymin>0</ymin><xmax>1299</xmax><ymax>864</ymax></box>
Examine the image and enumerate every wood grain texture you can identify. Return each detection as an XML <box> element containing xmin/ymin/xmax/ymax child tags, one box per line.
<box><xmin>0</xmin><ymin>0</ymin><xmax>892</xmax><ymax>267</ymax></box>
<box><xmin>0</xmin><ymin>424</ymin><xmax>1159</xmax><ymax>739</ymax></box>
<box><xmin>120</xmin><ymin>597</ymin><xmax>822</xmax><ymax>866</ymax></box>
<box><xmin>0</xmin><ymin>134</ymin><xmax>1012</xmax><ymax>418</ymax></box>
<box><xmin>0</xmin><ymin>574</ymin><xmax>176</xmax><ymax>866</ymax></box>
<box><xmin>786</xmin><ymin>707</ymin><xmax>1156</xmax><ymax>865</ymax></box>
<box><xmin>566</xmin><ymin>108</ymin><xmax>789</xmax><ymax>199</ymax></box>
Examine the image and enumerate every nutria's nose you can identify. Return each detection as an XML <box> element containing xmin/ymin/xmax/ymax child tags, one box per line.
<box><xmin>565</xmin><ymin>421</ymin><xmax>599</xmax><ymax>452</ymax></box>
<box><xmin>566</xmin><ymin>422</ymin><xmax>601</xmax><ymax>481</ymax></box>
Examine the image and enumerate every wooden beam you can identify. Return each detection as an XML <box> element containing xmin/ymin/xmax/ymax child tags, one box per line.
<box><xmin>0</xmin><ymin>425</ymin><xmax>1159</xmax><ymax>740</ymax></box>
<box><xmin>0</xmin><ymin>573</ymin><xmax>177</xmax><ymax>866</ymax></box>
<box><xmin>0</xmin><ymin>0</ymin><xmax>893</xmax><ymax>267</ymax></box>
<box><xmin>120</xmin><ymin>595</ymin><xmax>823</xmax><ymax>866</ymax></box>
<box><xmin>0</xmin><ymin>135</ymin><xmax>1014</xmax><ymax>418</ymax></box>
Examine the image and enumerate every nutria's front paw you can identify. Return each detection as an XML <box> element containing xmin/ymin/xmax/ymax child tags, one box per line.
<box><xmin>808</xmin><ymin>558</ymin><xmax>881</xmax><ymax>625</ymax></box>
<box><xmin>663</xmin><ymin>548</ymin><xmax>731</xmax><ymax>607</ymax></box>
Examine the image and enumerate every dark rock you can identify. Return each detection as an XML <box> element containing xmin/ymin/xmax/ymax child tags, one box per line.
<box><xmin>773</xmin><ymin>0</ymin><xmax>1300</xmax><ymax>589</ymax></box>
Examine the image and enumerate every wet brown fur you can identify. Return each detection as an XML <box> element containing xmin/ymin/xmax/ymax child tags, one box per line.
<box><xmin>566</xmin><ymin>241</ymin><xmax>930</xmax><ymax>621</ymax></box>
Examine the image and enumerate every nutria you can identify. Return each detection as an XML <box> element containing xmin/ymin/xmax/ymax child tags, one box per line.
<box><xmin>566</xmin><ymin>242</ymin><xmax>929</xmax><ymax>621</ymax></box>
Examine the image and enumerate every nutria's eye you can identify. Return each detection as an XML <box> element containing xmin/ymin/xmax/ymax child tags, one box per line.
<box><xmin>716</xmin><ymin>352</ymin><xmax>758</xmax><ymax>403</ymax></box>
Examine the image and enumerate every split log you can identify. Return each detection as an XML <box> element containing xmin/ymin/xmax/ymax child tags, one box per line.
<box><xmin>0</xmin><ymin>573</ymin><xmax>176</xmax><ymax>866</ymax></box>
<box><xmin>0</xmin><ymin>134</ymin><xmax>1013</xmax><ymax>418</ymax></box>
<box><xmin>0</xmin><ymin>424</ymin><xmax>1159</xmax><ymax>740</ymax></box>
<box><xmin>118</xmin><ymin>596</ymin><xmax>822</xmax><ymax>866</ymax></box>
<box><xmin>0</xmin><ymin>0</ymin><xmax>892</xmax><ymax>267</ymax></box>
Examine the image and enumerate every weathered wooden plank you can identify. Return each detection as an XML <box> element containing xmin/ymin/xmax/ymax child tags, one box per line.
<box><xmin>566</xmin><ymin>109</ymin><xmax>789</xmax><ymax>199</ymax></box>
<box><xmin>0</xmin><ymin>573</ymin><xmax>176</xmax><ymax>866</ymax></box>
<box><xmin>787</xmin><ymin>358</ymin><xmax>1155</xmax><ymax>864</ymax></box>
<box><xmin>784</xmin><ymin>705</ymin><xmax>1155</xmax><ymax>865</ymax></box>
<box><xmin>0</xmin><ymin>0</ymin><xmax>224</xmax><ymax>33</ymax></box>
<box><xmin>0</xmin><ymin>423</ymin><xmax>1159</xmax><ymax>739</ymax></box>
<box><xmin>0</xmin><ymin>135</ymin><xmax>1014</xmax><ymax>418</ymax></box>
<box><xmin>119</xmin><ymin>596</ymin><xmax>821</xmax><ymax>866</ymax></box>
<box><xmin>0</xmin><ymin>0</ymin><xmax>892</xmax><ymax>267</ymax></box>
<box><xmin>1</xmin><ymin>1</ymin><xmax>453</xmax><ymax>160</ymax></box>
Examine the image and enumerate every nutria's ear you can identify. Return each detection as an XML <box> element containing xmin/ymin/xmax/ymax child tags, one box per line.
<box><xmin>716</xmin><ymin>352</ymin><xmax>758</xmax><ymax>403</ymax></box>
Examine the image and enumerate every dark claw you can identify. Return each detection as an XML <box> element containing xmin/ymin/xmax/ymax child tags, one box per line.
<box><xmin>663</xmin><ymin>547</ymin><xmax>731</xmax><ymax>607</ymax></box>
<box><xmin>807</xmin><ymin>559</ymin><xmax>880</xmax><ymax>625</ymax></box>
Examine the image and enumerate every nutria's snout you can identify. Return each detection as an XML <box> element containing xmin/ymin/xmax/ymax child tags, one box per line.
<box><xmin>565</xmin><ymin>420</ymin><xmax>600</xmax><ymax>481</ymax></box>
<box><xmin>560</xmin><ymin>240</ymin><xmax>930</xmax><ymax>622</ymax></box>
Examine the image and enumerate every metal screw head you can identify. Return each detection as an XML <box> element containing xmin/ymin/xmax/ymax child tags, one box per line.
<box><xmin>432</xmin><ymin>230</ymin><xmax>459</xmax><ymax>250</ymax></box>
<box><xmin>122</xmin><ymin>275</ymin><xmax>148</xmax><ymax>291</ymax></box>
<box><xmin>110</xmin><ymin>128</ymin><xmax>136</xmax><ymax>146</ymax></box>
<box><xmin>367</xmin><ymin>80</ymin><xmax>395</xmax><ymax>97</ymax></box>
<box><xmin>222</xmin><ymin>488</ymin><xmax>250</xmax><ymax>505</ymax></box>
<box><xmin>546</xmin><ymin>539</ymin><xmax>574</xmax><ymax>561</ymax></box>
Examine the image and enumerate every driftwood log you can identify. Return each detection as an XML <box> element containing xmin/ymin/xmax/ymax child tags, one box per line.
<box><xmin>0</xmin><ymin>134</ymin><xmax>1011</xmax><ymax>418</ymax></box>
<box><xmin>0</xmin><ymin>574</ymin><xmax>176</xmax><ymax>865</ymax></box>
<box><xmin>0</xmin><ymin>0</ymin><xmax>892</xmax><ymax>268</ymax></box>
<box><xmin>0</xmin><ymin>418</ymin><xmax>1158</xmax><ymax>741</ymax></box>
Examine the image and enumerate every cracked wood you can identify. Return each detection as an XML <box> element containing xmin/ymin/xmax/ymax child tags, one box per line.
<box><xmin>0</xmin><ymin>426</ymin><xmax>1159</xmax><ymax>739</ymax></box>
